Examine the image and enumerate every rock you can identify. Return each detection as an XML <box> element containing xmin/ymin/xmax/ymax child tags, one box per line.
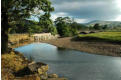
<box><xmin>40</xmin><ymin>72</ymin><xmax>48</xmax><ymax>80</ymax></box>
<box><xmin>48</xmin><ymin>74</ymin><xmax>58</xmax><ymax>78</ymax></box>
<box><xmin>38</xmin><ymin>68</ymin><xmax>43</xmax><ymax>75</ymax></box>
<box><xmin>47</xmin><ymin>78</ymin><xmax>68</xmax><ymax>80</ymax></box>
<box><xmin>28</xmin><ymin>62</ymin><xmax>48</xmax><ymax>73</ymax></box>
<box><xmin>28</xmin><ymin>62</ymin><xmax>49</xmax><ymax>79</ymax></box>
<box><xmin>41</xmin><ymin>65</ymin><xmax>49</xmax><ymax>72</ymax></box>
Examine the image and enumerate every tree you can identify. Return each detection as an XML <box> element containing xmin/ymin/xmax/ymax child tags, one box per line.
<box><xmin>71</xmin><ymin>22</ymin><xmax>88</xmax><ymax>30</ymax></box>
<box><xmin>93</xmin><ymin>23</ymin><xmax>102</xmax><ymax>30</ymax></box>
<box><xmin>28</xmin><ymin>27</ymin><xmax>33</xmax><ymax>37</ymax></box>
<box><xmin>55</xmin><ymin>17</ymin><xmax>72</xmax><ymax>25</ymax></box>
<box><xmin>30</xmin><ymin>25</ymin><xmax>43</xmax><ymax>33</ymax></box>
<box><xmin>54</xmin><ymin>17</ymin><xmax>80</xmax><ymax>37</ymax></box>
<box><xmin>39</xmin><ymin>14</ymin><xmax>53</xmax><ymax>32</ymax></box>
<box><xmin>48</xmin><ymin>26</ymin><xmax>58</xmax><ymax>35</ymax></box>
<box><xmin>102</xmin><ymin>25</ymin><xmax>108</xmax><ymax>30</ymax></box>
<box><xmin>55</xmin><ymin>17</ymin><xmax>72</xmax><ymax>36</ymax></box>
<box><xmin>2</xmin><ymin>0</ymin><xmax>54</xmax><ymax>53</ymax></box>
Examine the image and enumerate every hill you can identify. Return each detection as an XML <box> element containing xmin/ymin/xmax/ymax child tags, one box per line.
<box><xmin>86</xmin><ymin>20</ymin><xmax>121</xmax><ymax>27</ymax></box>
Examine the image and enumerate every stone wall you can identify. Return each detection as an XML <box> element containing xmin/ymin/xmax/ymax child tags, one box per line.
<box><xmin>33</xmin><ymin>33</ymin><xmax>59</xmax><ymax>41</ymax></box>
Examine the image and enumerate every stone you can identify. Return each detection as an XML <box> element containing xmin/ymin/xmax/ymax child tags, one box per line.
<box><xmin>28</xmin><ymin>62</ymin><xmax>49</xmax><ymax>74</ymax></box>
<box><xmin>38</xmin><ymin>68</ymin><xmax>43</xmax><ymax>75</ymax></box>
<box><xmin>40</xmin><ymin>72</ymin><xmax>48</xmax><ymax>80</ymax></box>
<box><xmin>48</xmin><ymin>74</ymin><xmax>58</xmax><ymax>78</ymax></box>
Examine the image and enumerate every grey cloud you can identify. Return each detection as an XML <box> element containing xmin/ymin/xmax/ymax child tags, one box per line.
<box><xmin>50</xmin><ymin>0</ymin><xmax>121</xmax><ymax>22</ymax></box>
<box><xmin>51</xmin><ymin>0</ymin><xmax>113</xmax><ymax>4</ymax></box>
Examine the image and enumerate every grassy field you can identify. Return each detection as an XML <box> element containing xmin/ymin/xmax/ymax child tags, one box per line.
<box><xmin>8</xmin><ymin>34</ymin><xmax>29</xmax><ymax>42</ymax></box>
<box><xmin>77</xmin><ymin>32</ymin><xmax>121</xmax><ymax>43</ymax></box>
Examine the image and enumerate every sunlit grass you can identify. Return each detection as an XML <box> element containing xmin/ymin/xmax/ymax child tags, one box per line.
<box><xmin>78</xmin><ymin>32</ymin><xmax>121</xmax><ymax>43</ymax></box>
<box><xmin>9</xmin><ymin>34</ymin><xmax>29</xmax><ymax>42</ymax></box>
<box><xmin>1</xmin><ymin>52</ymin><xmax>27</xmax><ymax>72</ymax></box>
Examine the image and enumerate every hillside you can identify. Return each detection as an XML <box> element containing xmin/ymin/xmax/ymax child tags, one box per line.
<box><xmin>86</xmin><ymin>20</ymin><xmax>121</xmax><ymax>27</ymax></box>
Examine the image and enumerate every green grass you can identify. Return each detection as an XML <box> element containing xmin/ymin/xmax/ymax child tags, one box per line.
<box><xmin>77</xmin><ymin>32</ymin><xmax>121</xmax><ymax>43</ymax></box>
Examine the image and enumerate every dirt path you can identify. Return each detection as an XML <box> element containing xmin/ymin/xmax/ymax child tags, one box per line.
<box><xmin>41</xmin><ymin>37</ymin><xmax>121</xmax><ymax>57</ymax></box>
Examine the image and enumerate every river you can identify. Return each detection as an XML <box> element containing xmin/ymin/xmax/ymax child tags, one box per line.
<box><xmin>15</xmin><ymin>43</ymin><xmax>121</xmax><ymax>80</ymax></box>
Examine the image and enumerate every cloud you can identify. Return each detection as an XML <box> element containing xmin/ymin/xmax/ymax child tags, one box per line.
<box><xmin>54</xmin><ymin>1</ymin><xmax>107</xmax><ymax>11</ymax></box>
<box><xmin>51</xmin><ymin>12</ymin><xmax>69</xmax><ymax>21</ymax></box>
<box><xmin>115</xmin><ymin>15</ymin><xmax>121</xmax><ymax>21</ymax></box>
<box><xmin>74</xmin><ymin>18</ymin><xmax>88</xmax><ymax>23</ymax></box>
<box><xmin>50</xmin><ymin>0</ymin><xmax>121</xmax><ymax>22</ymax></box>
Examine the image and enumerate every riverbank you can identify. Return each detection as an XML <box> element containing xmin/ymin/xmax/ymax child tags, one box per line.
<box><xmin>41</xmin><ymin>37</ymin><xmax>121</xmax><ymax>57</ymax></box>
<box><xmin>1</xmin><ymin>50</ymin><xmax>68</xmax><ymax>80</ymax></box>
<box><xmin>9</xmin><ymin>33</ymin><xmax>121</xmax><ymax>57</ymax></box>
<box><xmin>3</xmin><ymin>34</ymin><xmax>68</xmax><ymax>80</ymax></box>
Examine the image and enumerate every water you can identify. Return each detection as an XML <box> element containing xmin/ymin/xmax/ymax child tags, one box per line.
<box><xmin>15</xmin><ymin>43</ymin><xmax>121</xmax><ymax>80</ymax></box>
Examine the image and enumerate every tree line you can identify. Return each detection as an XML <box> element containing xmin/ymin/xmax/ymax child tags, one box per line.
<box><xmin>9</xmin><ymin>16</ymin><xmax>112</xmax><ymax>37</ymax></box>
<box><xmin>9</xmin><ymin>16</ymin><xmax>89</xmax><ymax>37</ymax></box>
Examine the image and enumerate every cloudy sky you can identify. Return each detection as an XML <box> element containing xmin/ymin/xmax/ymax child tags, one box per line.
<box><xmin>50</xmin><ymin>0</ymin><xmax>121</xmax><ymax>23</ymax></box>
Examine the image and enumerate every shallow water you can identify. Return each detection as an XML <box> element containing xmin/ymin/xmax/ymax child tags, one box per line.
<box><xmin>15</xmin><ymin>43</ymin><xmax>121</xmax><ymax>80</ymax></box>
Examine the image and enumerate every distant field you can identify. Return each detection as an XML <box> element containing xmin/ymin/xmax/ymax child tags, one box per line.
<box><xmin>77</xmin><ymin>32</ymin><xmax>121</xmax><ymax>43</ymax></box>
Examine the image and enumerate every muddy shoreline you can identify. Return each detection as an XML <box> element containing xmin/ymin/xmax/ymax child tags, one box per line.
<box><xmin>41</xmin><ymin>37</ymin><xmax>121</xmax><ymax>57</ymax></box>
<box><xmin>10</xmin><ymin>36</ymin><xmax>121</xmax><ymax>57</ymax></box>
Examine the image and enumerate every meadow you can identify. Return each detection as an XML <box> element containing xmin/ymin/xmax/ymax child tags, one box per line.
<box><xmin>77</xmin><ymin>32</ymin><xmax>121</xmax><ymax>43</ymax></box>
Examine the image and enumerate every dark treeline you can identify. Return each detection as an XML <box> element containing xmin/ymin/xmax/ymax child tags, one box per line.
<box><xmin>9</xmin><ymin>16</ymin><xmax>121</xmax><ymax>37</ymax></box>
<box><xmin>9</xmin><ymin>19</ymin><xmax>58</xmax><ymax>36</ymax></box>
<box><xmin>54</xmin><ymin>17</ymin><xmax>88</xmax><ymax>37</ymax></box>
<box><xmin>9</xmin><ymin>17</ymin><xmax>89</xmax><ymax>37</ymax></box>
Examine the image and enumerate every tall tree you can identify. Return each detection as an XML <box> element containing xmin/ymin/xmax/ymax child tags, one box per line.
<box><xmin>39</xmin><ymin>13</ymin><xmax>53</xmax><ymax>32</ymax></box>
<box><xmin>93</xmin><ymin>23</ymin><xmax>101</xmax><ymax>30</ymax></box>
<box><xmin>55</xmin><ymin>17</ymin><xmax>75</xmax><ymax>37</ymax></box>
<box><xmin>1</xmin><ymin>0</ymin><xmax>54</xmax><ymax>53</ymax></box>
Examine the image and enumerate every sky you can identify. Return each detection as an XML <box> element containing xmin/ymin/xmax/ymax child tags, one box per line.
<box><xmin>50</xmin><ymin>0</ymin><xmax>121</xmax><ymax>23</ymax></box>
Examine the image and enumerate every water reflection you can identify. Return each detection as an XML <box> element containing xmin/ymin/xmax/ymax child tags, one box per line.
<box><xmin>15</xmin><ymin>43</ymin><xmax>121</xmax><ymax>80</ymax></box>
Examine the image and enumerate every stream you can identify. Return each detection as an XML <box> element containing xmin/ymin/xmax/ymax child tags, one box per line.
<box><xmin>15</xmin><ymin>43</ymin><xmax>121</xmax><ymax>80</ymax></box>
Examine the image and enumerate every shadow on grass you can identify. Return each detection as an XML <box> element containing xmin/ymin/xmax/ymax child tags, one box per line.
<box><xmin>71</xmin><ymin>36</ymin><xmax>121</xmax><ymax>44</ymax></box>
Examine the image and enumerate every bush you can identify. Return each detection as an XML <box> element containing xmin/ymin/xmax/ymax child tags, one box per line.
<box><xmin>30</xmin><ymin>25</ymin><xmax>43</xmax><ymax>33</ymax></box>
<box><xmin>48</xmin><ymin>26</ymin><xmax>58</xmax><ymax>35</ymax></box>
